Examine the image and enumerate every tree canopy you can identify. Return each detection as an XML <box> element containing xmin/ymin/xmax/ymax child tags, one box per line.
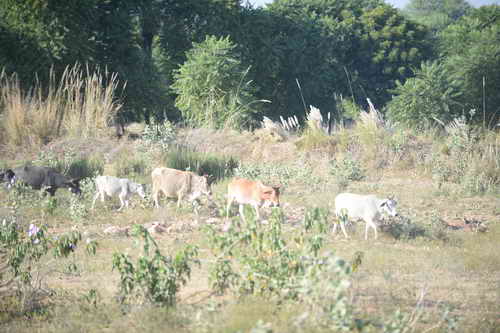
<box><xmin>0</xmin><ymin>0</ymin><xmax>498</xmax><ymax>127</ymax></box>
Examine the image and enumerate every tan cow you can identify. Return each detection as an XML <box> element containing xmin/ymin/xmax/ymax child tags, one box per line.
<box><xmin>152</xmin><ymin>167</ymin><xmax>211</xmax><ymax>208</ymax></box>
<box><xmin>226</xmin><ymin>178</ymin><xmax>280</xmax><ymax>221</ymax></box>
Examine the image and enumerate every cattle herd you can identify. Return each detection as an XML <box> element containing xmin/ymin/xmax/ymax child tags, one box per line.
<box><xmin>1</xmin><ymin>164</ymin><xmax>398</xmax><ymax>240</ymax></box>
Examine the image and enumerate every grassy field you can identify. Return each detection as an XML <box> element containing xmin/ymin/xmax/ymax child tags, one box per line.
<box><xmin>0</xmin><ymin>122</ymin><xmax>499</xmax><ymax>333</ymax></box>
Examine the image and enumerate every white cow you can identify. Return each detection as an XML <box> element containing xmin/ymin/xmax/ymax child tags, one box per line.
<box><xmin>92</xmin><ymin>175</ymin><xmax>146</xmax><ymax>211</ymax></box>
<box><xmin>226</xmin><ymin>178</ymin><xmax>280</xmax><ymax>221</ymax></box>
<box><xmin>334</xmin><ymin>193</ymin><xmax>398</xmax><ymax>240</ymax></box>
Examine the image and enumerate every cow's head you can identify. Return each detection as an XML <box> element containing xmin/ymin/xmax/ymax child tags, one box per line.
<box><xmin>2</xmin><ymin>169</ymin><xmax>16</xmax><ymax>189</ymax></box>
<box><xmin>197</xmin><ymin>174</ymin><xmax>212</xmax><ymax>196</ymax></box>
<box><xmin>65</xmin><ymin>178</ymin><xmax>82</xmax><ymax>195</ymax></box>
<box><xmin>136</xmin><ymin>184</ymin><xmax>146</xmax><ymax>199</ymax></box>
<box><xmin>261</xmin><ymin>184</ymin><xmax>281</xmax><ymax>208</ymax></box>
<box><xmin>380</xmin><ymin>198</ymin><xmax>398</xmax><ymax>217</ymax></box>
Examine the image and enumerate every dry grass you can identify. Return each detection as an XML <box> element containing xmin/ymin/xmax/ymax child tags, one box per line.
<box><xmin>0</xmin><ymin>125</ymin><xmax>499</xmax><ymax>332</ymax></box>
<box><xmin>0</xmin><ymin>64</ymin><xmax>122</xmax><ymax>149</ymax></box>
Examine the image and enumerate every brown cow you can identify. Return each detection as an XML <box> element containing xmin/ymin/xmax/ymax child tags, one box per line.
<box><xmin>151</xmin><ymin>167</ymin><xmax>211</xmax><ymax>208</ymax></box>
<box><xmin>226</xmin><ymin>178</ymin><xmax>280</xmax><ymax>221</ymax></box>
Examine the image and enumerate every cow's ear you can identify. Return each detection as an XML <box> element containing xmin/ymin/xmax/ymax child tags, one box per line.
<box><xmin>5</xmin><ymin>169</ymin><xmax>15</xmax><ymax>180</ymax></box>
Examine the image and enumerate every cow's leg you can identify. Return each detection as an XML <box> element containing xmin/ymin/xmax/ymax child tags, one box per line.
<box><xmin>333</xmin><ymin>217</ymin><xmax>349</xmax><ymax>238</ymax></box>
<box><xmin>152</xmin><ymin>187</ymin><xmax>159</xmax><ymax>208</ymax></box>
<box><xmin>364</xmin><ymin>219</ymin><xmax>378</xmax><ymax>240</ymax></box>
<box><xmin>370</xmin><ymin>219</ymin><xmax>378</xmax><ymax>240</ymax></box>
<box><xmin>253</xmin><ymin>204</ymin><xmax>260</xmax><ymax>221</ymax></box>
<box><xmin>176</xmin><ymin>191</ymin><xmax>183</xmax><ymax>208</ymax></box>
<box><xmin>226</xmin><ymin>196</ymin><xmax>234</xmax><ymax>218</ymax></box>
<box><xmin>91</xmin><ymin>190</ymin><xmax>101</xmax><ymax>210</ymax></box>
<box><xmin>118</xmin><ymin>192</ymin><xmax>128</xmax><ymax>211</ymax></box>
<box><xmin>238</xmin><ymin>204</ymin><xmax>246</xmax><ymax>222</ymax></box>
<box><xmin>339</xmin><ymin>220</ymin><xmax>349</xmax><ymax>238</ymax></box>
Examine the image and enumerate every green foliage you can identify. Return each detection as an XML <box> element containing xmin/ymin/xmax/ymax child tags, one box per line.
<box><xmin>386</xmin><ymin>61</ymin><xmax>463</xmax><ymax>127</ymax></box>
<box><xmin>204</xmin><ymin>207</ymin><xmax>368</xmax><ymax>330</ymax></box>
<box><xmin>439</xmin><ymin>6</ymin><xmax>500</xmax><ymax>127</ymax></box>
<box><xmin>234</xmin><ymin>160</ymin><xmax>323</xmax><ymax>189</ymax></box>
<box><xmin>403</xmin><ymin>0</ymin><xmax>472</xmax><ymax>34</ymax></box>
<box><xmin>205</xmin><ymin>207</ymin><xmax>333</xmax><ymax>297</ymax></box>
<box><xmin>356</xmin><ymin>5</ymin><xmax>434</xmax><ymax>103</ymax></box>
<box><xmin>162</xmin><ymin>145</ymin><xmax>238</xmax><ymax>182</ymax></box>
<box><xmin>34</xmin><ymin>148</ymin><xmax>104</xmax><ymax>180</ymax></box>
<box><xmin>112</xmin><ymin>225</ymin><xmax>199</xmax><ymax>307</ymax></box>
<box><xmin>330</xmin><ymin>153</ymin><xmax>365</xmax><ymax>189</ymax></box>
<box><xmin>0</xmin><ymin>217</ymin><xmax>97</xmax><ymax>302</ymax></box>
<box><xmin>172</xmin><ymin>35</ymin><xmax>261</xmax><ymax>129</ymax></box>
<box><xmin>141</xmin><ymin>119</ymin><xmax>176</xmax><ymax>152</ymax></box>
<box><xmin>251</xmin><ymin>0</ymin><xmax>432</xmax><ymax>117</ymax></box>
<box><xmin>0</xmin><ymin>1</ymin><xmax>167</xmax><ymax>123</ymax></box>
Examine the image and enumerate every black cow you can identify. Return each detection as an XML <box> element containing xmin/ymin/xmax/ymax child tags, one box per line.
<box><xmin>3</xmin><ymin>165</ymin><xmax>82</xmax><ymax>196</ymax></box>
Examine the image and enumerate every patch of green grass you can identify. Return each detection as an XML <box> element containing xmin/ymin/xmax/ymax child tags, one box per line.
<box><xmin>162</xmin><ymin>144</ymin><xmax>238</xmax><ymax>182</ymax></box>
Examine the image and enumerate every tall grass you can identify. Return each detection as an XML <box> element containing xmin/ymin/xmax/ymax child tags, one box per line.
<box><xmin>0</xmin><ymin>64</ymin><xmax>122</xmax><ymax>148</ymax></box>
<box><xmin>162</xmin><ymin>145</ymin><xmax>238</xmax><ymax>182</ymax></box>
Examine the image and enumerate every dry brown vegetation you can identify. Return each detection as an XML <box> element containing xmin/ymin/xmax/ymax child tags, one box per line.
<box><xmin>0</xmin><ymin>64</ymin><xmax>121</xmax><ymax>150</ymax></box>
<box><xmin>0</xmin><ymin>118</ymin><xmax>499</xmax><ymax>332</ymax></box>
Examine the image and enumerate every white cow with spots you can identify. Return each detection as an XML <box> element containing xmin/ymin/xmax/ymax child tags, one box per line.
<box><xmin>334</xmin><ymin>193</ymin><xmax>398</xmax><ymax>240</ymax></box>
<box><xmin>92</xmin><ymin>175</ymin><xmax>146</xmax><ymax>211</ymax></box>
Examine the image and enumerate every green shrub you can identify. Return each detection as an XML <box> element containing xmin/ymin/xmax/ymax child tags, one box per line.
<box><xmin>383</xmin><ymin>216</ymin><xmax>428</xmax><ymax>240</ymax></box>
<box><xmin>386</xmin><ymin>61</ymin><xmax>462</xmax><ymax>127</ymax></box>
<box><xmin>0</xmin><ymin>216</ymin><xmax>97</xmax><ymax>313</ymax></box>
<box><xmin>162</xmin><ymin>145</ymin><xmax>237</xmax><ymax>182</ymax></box>
<box><xmin>112</xmin><ymin>225</ymin><xmax>199</xmax><ymax>307</ymax></box>
<box><xmin>329</xmin><ymin>153</ymin><xmax>365</xmax><ymax>189</ymax></box>
<box><xmin>34</xmin><ymin>148</ymin><xmax>104</xmax><ymax>179</ymax></box>
<box><xmin>234</xmin><ymin>161</ymin><xmax>322</xmax><ymax>188</ymax></box>
<box><xmin>172</xmin><ymin>35</ymin><xmax>261</xmax><ymax>129</ymax></box>
<box><xmin>141</xmin><ymin>119</ymin><xmax>176</xmax><ymax>151</ymax></box>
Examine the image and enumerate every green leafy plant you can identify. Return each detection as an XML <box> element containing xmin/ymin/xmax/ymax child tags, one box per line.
<box><xmin>330</xmin><ymin>153</ymin><xmax>365</xmax><ymax>189</ymax></box>
<box><xmin>386</xmin><ymin>61</ymin><xmax>463</xmax><ymax>127</ymax></box>
<box><xmin>172</xmin><ymin>35</ymin><xmax>263</xmax><ymax>129</ymax></box>
<box><xmin>205</xmin><ymin>207</ymin><xmax>337</xmax><ymax>298</ymax></box>
<box><xmin>141</xmin><ymin>119</ymin><xmax>176</xmax><ymax>151</ymax></box>
<box><xmin>112</xmin><ymin>225</ymin><xmax>199</xmax><ymax>307</ymax></box>
<box><xmin>0</xmin><ymin>217</ymin><xmax>97</xmax><ymax>309</ymax></box>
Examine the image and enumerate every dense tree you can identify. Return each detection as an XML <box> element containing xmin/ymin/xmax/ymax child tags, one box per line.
<box><xmin>355</xmin><ymin>5</ymin><xmax>433</xmax><ymax>105</ymax></box>
<box><xmin>0</xmin><ymin>0</ymin><xmax>170</xmax><ymax>122</ymax></box>
<box><xmin>403</xmin><ymin>0</ymin><xmax>472</xmax><ymax>34</ymax></box>
<box><xmin>234</xmin><ymin>0</ymin><xmax>432</xmax><ymax>119</ymax></box>
<box><xmin>386</xmin><ymin>61</ymin><xmax>463</xmax><ymax>126</ymax></box>
<box><xmin>171</xmin><ymin>36</ymin><xmax>259</xmax><ymax>129</ymax></box>
<box><xmin>438</xmin><ymin>5</ymin><xmax>500</xmax><ymax>126</ymax></box>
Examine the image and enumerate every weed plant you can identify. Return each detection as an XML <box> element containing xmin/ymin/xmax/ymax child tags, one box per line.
<box><xmin>141</xmin><ymin>119</ymin><xmax>176</xmax><ymax>151</ymax></box>
<box><xmin>112</xmin><ymin>225</ymin><xmax>199</xmax><ymax>307</ymax></box>
<box><xmin>329</xmin><ymin>153</ymin><xmax>364</xmax><ymax>189</ymax></box>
